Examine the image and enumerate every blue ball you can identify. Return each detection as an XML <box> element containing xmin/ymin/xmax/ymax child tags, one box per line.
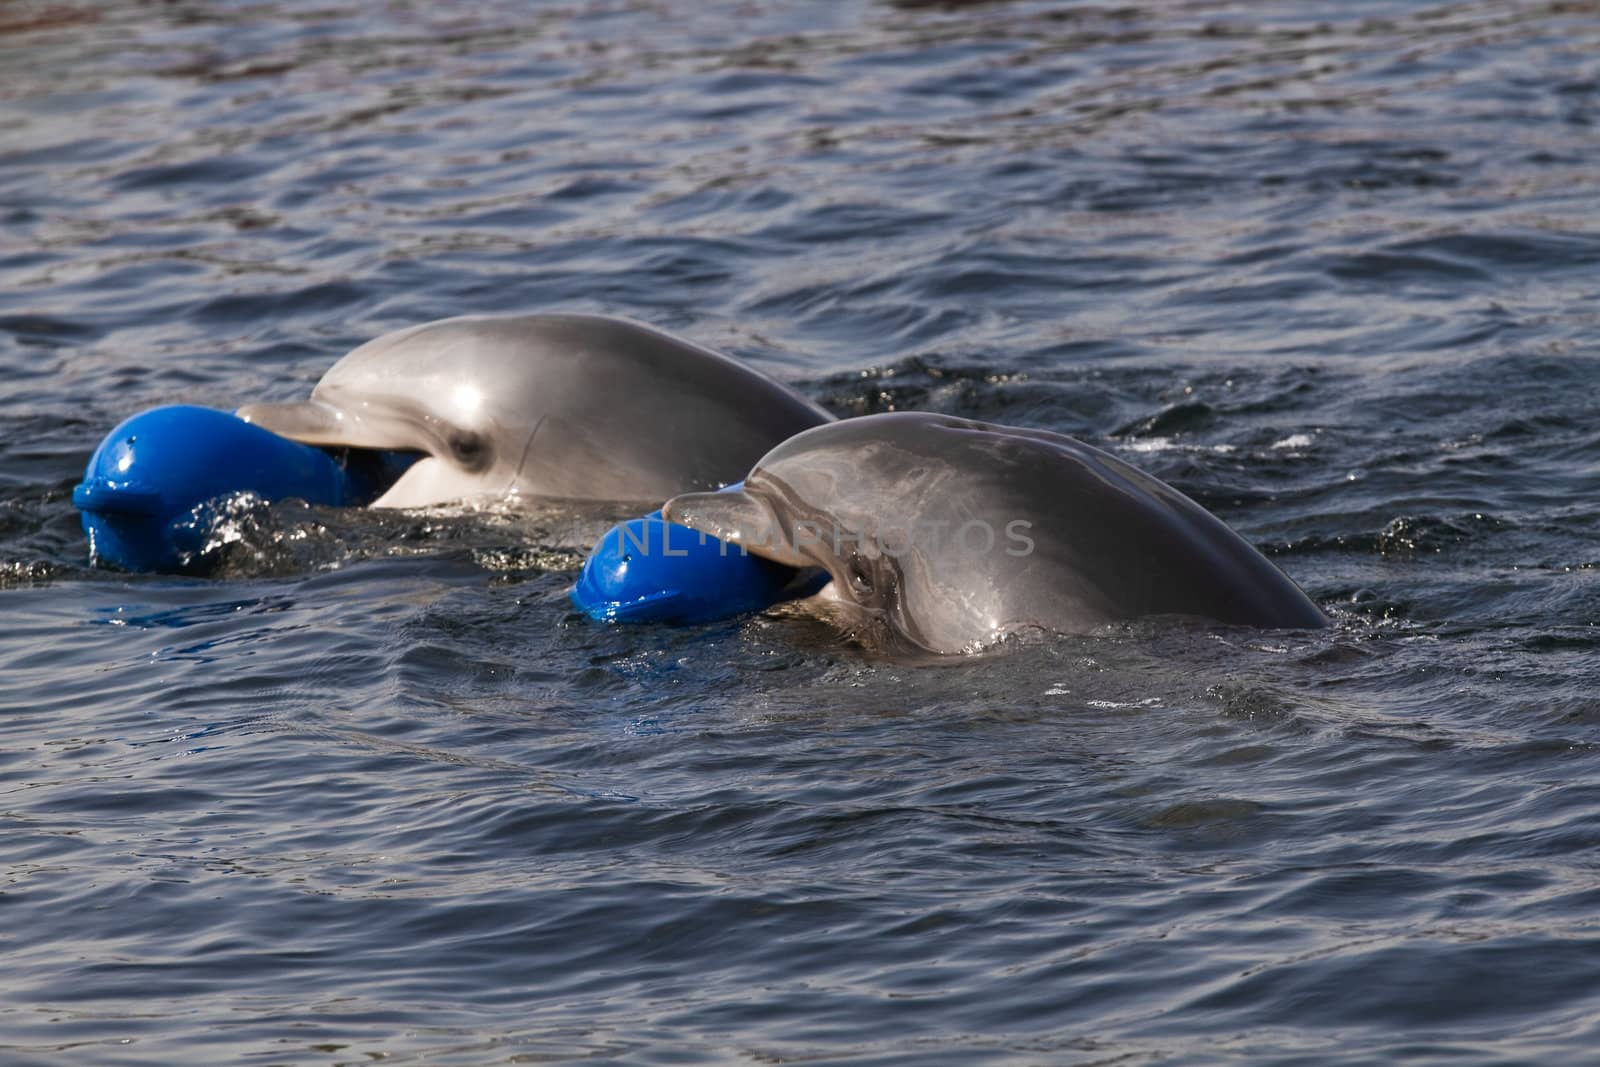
<box><xmin>73</xmin><ymin>405</ymin><xmax>360</xmax><ymax>572</ymax></box>
<box><xmin>571</xmin><ymin>509</ymin><xmax>826</xmax><ymax>624</ymax></box>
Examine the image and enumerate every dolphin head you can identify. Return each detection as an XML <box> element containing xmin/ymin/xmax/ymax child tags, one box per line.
<box><xmin>664</xmin><ymin>413</ymin><xmax>1036</xmax><ymax>654</ymax></box>
<box><xmin>238</xmin><ymin>317</ymin><xmax>570</xmax><ymax>507</ymax></box>
<box><xmin>666</xmin><ymin>411</ymin><xmax>1329</xmax><ymax>654</ymax></box>
<box><xmin>239</xmin><ymin>314</ymin><xmax>832</xmax><ymax>509</ymax></box>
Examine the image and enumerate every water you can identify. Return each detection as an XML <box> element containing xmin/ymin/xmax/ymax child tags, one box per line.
<box><xmin>4</xmin><ymin>0</ymin><xmax>1600</xmax><ymax>1062</ymax></box>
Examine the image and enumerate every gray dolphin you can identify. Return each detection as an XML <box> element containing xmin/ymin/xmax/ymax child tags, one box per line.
<box><xmin>237</xmin><ymin>313</ymin><xmax>832</xmax><ymax>508</ymax></box>
<box><xmin>662</xmin><ymin>412</ymin><xmax>1328</xmax><ymax>654</ymax></box>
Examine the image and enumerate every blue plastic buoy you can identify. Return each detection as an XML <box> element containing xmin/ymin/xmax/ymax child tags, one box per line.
<box><xmin>571</xmin><ymin>504</ymin><xmax>827</xmax><ymax>624</ymax></box>
<box><xmin>73</xmin><ymin>405</ymin><xmax>414</xmax><ymax>573</ymax></box>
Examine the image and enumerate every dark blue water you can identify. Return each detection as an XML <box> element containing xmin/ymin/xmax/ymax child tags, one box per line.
<box><xmin>4</xmin><ymin>1</ymin><xmax>1600</xmax><ymax>1063</ymax></box>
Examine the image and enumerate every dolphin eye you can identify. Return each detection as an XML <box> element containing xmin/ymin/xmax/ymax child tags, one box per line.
<box><xmin>448</xmin><ymin>431</ymin><xmax>489</xmax><ymax>469</ymax></box>
<box><xmin>846</xmin><ymin>557</ymin><xmax>874</xmax><ymax>597</ymax></box>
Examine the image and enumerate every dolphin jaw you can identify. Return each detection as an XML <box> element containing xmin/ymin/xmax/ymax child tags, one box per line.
<box><xmin>368</xmin><ymin>456</ymin><xmax>495</xmax><ymax>509</ymax></box>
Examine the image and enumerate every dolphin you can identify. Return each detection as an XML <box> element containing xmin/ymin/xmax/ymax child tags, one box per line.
<box><xmin>236</xmin><ymin>313</ymin><xmax>833</xmax><ymax>509</ymax></box>
<box><xmin>662</xmin><ymin>412</ymin><xmax>1328</xmax><ymax>654</ymax></box>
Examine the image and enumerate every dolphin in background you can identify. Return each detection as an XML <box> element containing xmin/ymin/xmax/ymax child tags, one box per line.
<box><xmin>238</xmin><ymin>313</ymin><xmax>833</xmax><ymax>509</ymax></box>
<box><xmin>663</xmin><ymin>412</ymin><xmax>1329</xmax><ymax>655</ymax></box>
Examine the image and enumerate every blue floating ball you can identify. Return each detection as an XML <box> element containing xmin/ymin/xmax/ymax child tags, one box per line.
<box><xmin>73</xmin><ymin>405</ymin><xmax>394</xmax><ymax>572</ymax></box>
<box><xmin>571</xmin><ymin>508</ymin><xmax>826</xmax><ymax>624</ymax></box>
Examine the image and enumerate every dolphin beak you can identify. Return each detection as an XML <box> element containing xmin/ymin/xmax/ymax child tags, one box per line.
<box><xmin>236</xmin><ymin>399</ymin><xmax>426</xmax><ymax>452</ymax></box>
<box><xmin>663</xmin><ymin>488</ymin><xmax>813</xmax><ymax>568</ymax></box>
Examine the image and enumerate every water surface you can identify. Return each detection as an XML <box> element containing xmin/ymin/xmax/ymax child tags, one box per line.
<box><xmin>3</xmin><ymin>1</ymin><xmax>1600</xmax><ymax>1063</ymax></box>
